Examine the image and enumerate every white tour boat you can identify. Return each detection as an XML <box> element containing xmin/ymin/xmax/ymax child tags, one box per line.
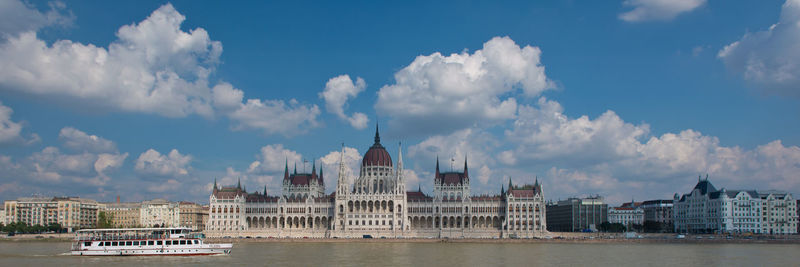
<box><xmin>70</xmin><ymin>227</ymin><xmax>232</xmax><ymax>256</ymax></box>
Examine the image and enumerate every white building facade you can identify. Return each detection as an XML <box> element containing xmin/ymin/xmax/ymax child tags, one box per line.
<box><xmin>673</xmin><ymin>177</ymin><xmax>797</xmax><ymax>234</ymax></box>
<box><xmin>206</xmin><ymin>127</ymin><xmax>547</xmax><ymax>238</ymax></box>
<box><xmin>608</xmin><ymin>207</ymin><xmax>644</xmax><ymax>229</ymax></box>
<box><xmin>140</xmin><ymin>199</ymin><xmax>180</xmax><ymax>228</ymax></box>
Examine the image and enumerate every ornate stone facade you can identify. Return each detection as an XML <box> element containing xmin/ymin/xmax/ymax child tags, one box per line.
<box><xmin>206</xmin><ymin>127</ymin><xmax>547</xmax><ymax>238</ymax></box>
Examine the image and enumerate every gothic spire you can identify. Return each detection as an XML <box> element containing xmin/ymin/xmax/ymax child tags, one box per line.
<box><xmin>264</xmin><ymin>185</ymin><xmax>267</xmax><ymax>195</ymax></box>
<box><xmin>284</xmin><ymin>158</ymin><xmax>289</xmax><ymax>180</ymax></box>
<box><xmin>294</xmin><ymin>162</ymin><xmax>297</xmax><ymax>175</ymax></box>
<box><xmin>319</xmin><ymin>164</ymin><xmax>324</xmax><ymax>185</ymax></box>
<box><xmin>435</xmin><ymin>156</ymin><xmax>440</xmax><ymax>176</ymax></box>
<box><xmin>374</xmin><ymin>123</ymin><xmax>381</xmax><ymax>145</ymax></box>
<box><xmin>463</xmin><ymin>155</ymin><xmax>468</xmax><ymax>178</ymax></box>
<box><xmin>213</xmin><ymin>178</ymin><xmax>218</xmax><ymax>192</ymax></box>
<box><xmin>312</xmin><ymin>160</ymin><xmax>316</xmax><ymax>177</ymax></box>
<box><xmin>237</xmin><ymin>177</ymin><xmax>241</xmax><ymax>189</ymax></box>
<box><xmin>508</xmin><ymin>176</ymin><xmax>513</xmax><ymax>190</ymax></box>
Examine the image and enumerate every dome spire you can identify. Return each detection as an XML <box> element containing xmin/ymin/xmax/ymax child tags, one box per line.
<box><xmin>374</xmin><ymin>123</ymin><xmax>381</xmax><ymax>145</ymax></box>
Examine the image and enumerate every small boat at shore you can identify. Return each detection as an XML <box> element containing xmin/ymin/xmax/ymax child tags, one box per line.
<box><xmin>70</xmin><ymin>227</ymin><xmax>232</xmax><ymax>256</ymax></box>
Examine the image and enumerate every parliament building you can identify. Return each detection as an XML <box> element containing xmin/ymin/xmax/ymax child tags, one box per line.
<box><xmin>206</xmin><ymin>127</ymin><xmax>547</xmax><ymax>238</ymax></box>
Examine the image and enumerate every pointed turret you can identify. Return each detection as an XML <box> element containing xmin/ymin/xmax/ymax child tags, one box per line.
<box><xmin>435</xmin><ymin>156</ymin><xmax>440</xmax><ymax>177</ymax></box>
<box><xmin>398</xmin><ymin>142</ymin><xmax>404</xmax><ymax>170</ymax></box>
<box><xmin>264</xmin><ymin>185</ymin><xmax>267</xmax><ymax>195</ymax></box>
<box><xmin>294</xmin><ymin>163</ymin><xmax>297</xmax><ymax>175</ymax></box>
<box><xmin>213</xmin><ymin>178</ymin><xmax>218</xmax><ymax>193</ymax></box>
<box><xmin>501</xmin><ymin>184</ymin><xmax>505</xmax><ymax>196</ymax></box>
<box><xmin>312</xmin><ymin>160</ymin><xmax>317</xmax><ymax>179</ymax></box>
<box><xmin>418</xmin><ymin>184</ymin><xmax>422</xmax><ymax>192</ymax></box>
<box><xmin>284</xmin><ymin>158</ymin><xmax>289</xmax><ymax>180</ymax></box>
<box><xmin>508</xmin><ymin>177</ymin><xmax>513</xmax><ymax>190</ymax></box>
<box><xmin>534</xmin><ymin>176</ymin><xmax>541</xmax><ymax>192</ymax></box>
<box><xmin>374</xmin><ymin>123</ymin><xmax>381</xmax><ymax>145</ymax></box>
<box><xmin>237</xmin><ymin>177</ymin><xmax>241</xmax><ymax>189</ymax></box>
<box><xmin>319</xmin><ymin>164</ymin><xmax>324</xmax><ymax>185</ymax></box>
<box><xmin>463</xmin><ymin>156</ymin><xmax>469</xmax><ymax>178</ymax></box>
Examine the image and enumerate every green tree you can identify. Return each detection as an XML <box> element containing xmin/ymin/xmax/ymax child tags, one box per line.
<box><xmin>97</xmin><ymin>211</ymin><xmax>114</xmax><ymax>228</ymax></box>
<box><xmin>47</xmin><ymin>222</ymin><xmax>62</xmax><ymax>233</ymax></box>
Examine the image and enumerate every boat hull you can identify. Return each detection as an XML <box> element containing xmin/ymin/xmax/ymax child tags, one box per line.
<box><xmin>71</xmin><ymin>244</ymin><xmax>233</xmax><ymax>256</ymax></box>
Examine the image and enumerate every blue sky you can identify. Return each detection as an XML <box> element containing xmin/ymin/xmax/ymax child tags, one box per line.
<box><xmin>0</xmin><ymin>0</ymin><xmax>798</xmax><ymax>204</ymax></box>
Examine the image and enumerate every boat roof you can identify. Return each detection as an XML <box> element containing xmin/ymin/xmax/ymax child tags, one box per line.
<box><xmin>76</xmin><ymin>227</ymin><xmax>192</xmax><ymax>233</ymax></box>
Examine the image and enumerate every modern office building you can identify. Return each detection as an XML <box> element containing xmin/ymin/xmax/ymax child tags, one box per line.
<box><xmin>546</xmin><ymin>196</ymin><xmax>607</xmax><ymax>232</ymax></box>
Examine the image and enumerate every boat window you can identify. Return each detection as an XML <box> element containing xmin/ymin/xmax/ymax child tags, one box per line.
<box><xmin>194</xmin><ymin>240</ymin><xmax>198</xmax><ymax>244</ymax></box>
<box><xmin>148</xmin><ymin>241</ymin><xmax>154</xmax><ymax>245</ymax></box>
<box><xmin>98</xmin><ymin>242</ymin><xmax>104</xmax><ymax>247</ymax></box>
<box><xmin>126</xmin><ymin>241</ymin><xmax>132</xmax><ymax>246</ymax></box>
<box><xmin>133</xmin><ymin>241</ymin><xmax>139</xmax><ymax>246</ymax></box>
<box><xmin>157</xmin><ymin>241</ymin><xmax>163</xmax><ymax>245</ymax></box>
<box><xmin>180</xmin><ymin>240</ymin><xmax>186</xmax><ymax>245</ymax></box>
<box><xmin>166</xmin><ymin>240</ymin><xmax>171</xmax><ymax>245</ymax></box>
<box><xmin>105</xmin><ymin>242</ymin><xmax>111</xmax><ymax>246</ymax></box>
<box><xmin>84</xmin><ymin>242</ymin><xmax>91</xmax><ymax>246</ymax></box>
<box><xmin>112</xmin><ymin>242</ymin><xmax>118</xmax><ymax>246</ymax></box>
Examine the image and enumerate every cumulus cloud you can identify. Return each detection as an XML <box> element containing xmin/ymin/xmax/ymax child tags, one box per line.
<box><xmin>212</xmin><ymin>83</ymin><xmax>320</xmax><ymax>135</ymax></box>
<box><xmin>0</xmin><ymin>4</ymin><xmax>219</xmax><ymax>117</ymax></box>
<box><xmin>0</xmin><ymin>3</ymin><xmax>319</xmax><ymax>135</ymax></box>
<box><xmin>319</xmin><ymin>146</ymin><xmax>361</xmax><ymax>187</ymax></box>
<box><xmin>408</xmin><ymin>128</ymin><xmax>497</xmax><ymax>186</ymax></box>
<box><xmin>0</xmin><ymin>101</ymin><xmax>24</xmax><ymax>143</ymax></box>
<box><xmin>0</xmin><ymin>0</ymin><xmax>74</xmax><ymax>38</ymax></box>
<box><xmin>497</xmin><ymin>97</ymin><xmax>800</xmax><ymax>203</ymax></box>
<box><xmin>247</xmin><ymin>144</ymin><xmax>303</xmax><ymax>174</ymax></box>
<box><xmin>319</xmin><ymin>75</ymin><xmax>369</xmax><ymax>129</ymax></box>
<box><xmin>619</xmin><ymin>0</ymin><xmax>705</xmax><ymax>22</ymax></box>
<box><xmin>376</xmin><ymin>36</ymin><xmax>551</xmax><ymax>136</ymax></box>
<box><xmin>135</xmin><ymin>148</ymin><xmax>192</xmax><ymax>177</ymax></box>
<box><xmin>59</xmin><ymin>127</ymin><xmax>117</xmax><ymax>153</ymax></box>
<box><xmin>27</xmin><ymin>146</ymin><xmax>127</xmax><ymax>186</ymax></box>
<box><xmin>718</xmin><ymin>0</ymin><xmax>800</xmax><ymax>97</ymax></box>
<box><xmin>504</xmin><ymin>97</ymin><xmax>648</xmax><ymax>165</ymax></box>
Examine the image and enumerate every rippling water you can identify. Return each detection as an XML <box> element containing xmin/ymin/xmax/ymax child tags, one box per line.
<box><xmin>1</xmin><ymin>241</ymin><xmax>797</xmax><ymax>266</ymax></box>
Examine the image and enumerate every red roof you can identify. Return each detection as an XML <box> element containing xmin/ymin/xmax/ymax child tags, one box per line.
<box><xmin>406</xmin><ymin>191</ymin><xmax>433</xmax><ymax>201</ymax></box>
<box><xmin>509</xmin><ymin>189</ymin><xmax>537</xmax><ymax>198</ymax></box>
<box><xmin>362</xmin><ymin>125</ymin><xmax>393</xmax><ymax>167</ymax></box>
<box><xmin>438</xmin><ymin>172</ymin><xmax>467</xmax><ymax>185</ymax></box>
<box><xmin>289</xmin><ymin>173</ymin><xmax>313</xmax><ymax>186</ymax></box>
<box><xmin>213</xmin><ymin>187</ymin><xmax>247</xmax><ymax>199</ymax></box>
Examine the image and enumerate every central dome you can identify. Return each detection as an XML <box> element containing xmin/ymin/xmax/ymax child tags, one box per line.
<box><xmin>362</xmin><ymin>125</ymin><xmax>392</xmax><ymax>167</ymax></box>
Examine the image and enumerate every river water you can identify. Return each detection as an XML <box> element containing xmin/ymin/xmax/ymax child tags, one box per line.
<box><xmin>1</xmin><ymin>241</ymin><xmax>797</xmax><ymax>266</ymax></box>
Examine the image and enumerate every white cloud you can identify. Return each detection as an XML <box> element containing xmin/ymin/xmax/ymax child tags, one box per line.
<box><xmin>0</xmin><ymin>4</ymin><xmax>218</xmax><ymax>117</ymax></box>
<box><xmin>376</xmin><ymin>36</ymin><xmax>551</xmax><ymax>135</ymax></box>
<box><xmin>0</xmin><ymin>3</ymin><xmax>320</xmax><ymax>135</ymax></box>
<box><xmin>619</xmin><ymin>0</ymin><xmax>705</xmax><ymax>22</ymax></box>
<box><xmin>0</xmin><ymin>0</ymin><xmax>74</xmax><ymax>38</ymax></box>
<box><xmin>319</xmin><ymin>146</ymin><xmax>361</xmax><ymax>187</ymax></box>
<box><xmin>227</xmin><ymin>97</ymin><xmax>320</xmax><ymax>136</ymax></box>
<box><xmin>147</xmin><ymin>178</ymin><xmax>180</xmax><ymax>193</ymax></box>
<box><xmin>319</xmin><ymin>74</ymin><xmax>369</xmax><ymax>129</ymax></box>
<box><xmin>28</xmin><ymin>146</ymin><xmax>127</xmax><ymax>186</ymax></box>
<box><xmin>134</xmin><ymin>148</ymin><xmax>192</xmax><ymax>177</ymax></box>
<box><xmin>718</xmin><ymin>0</ymin><xmax>800</xmax><ymax>97</ymax></box>
<box><xmin>247</xmin><ymin>144</ymin><xmax>303</xmax><ymax>174</ymax></box>
<box><xmin>408</xmin><ymin>128</ymin><xmax>497</xmax><ymax>186</ymax></box>
<box><xmin>497</xmin><ymin>97</ymin><xmax>800</xmax><ymax>203</ymax></box>
<box><xmin>505</xmin><ymin>97</ymin><xmax>648</xmax><ymax>164</ymax></box>
<box><xmin>0</xmin><ymin>101</ymin><xmax>24</xmax><ymax>143</ymax></box>
<box><xmin>58</xmin><ymin>127</ymin><xmax>116</xmax><ymax>153</ymax></box>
